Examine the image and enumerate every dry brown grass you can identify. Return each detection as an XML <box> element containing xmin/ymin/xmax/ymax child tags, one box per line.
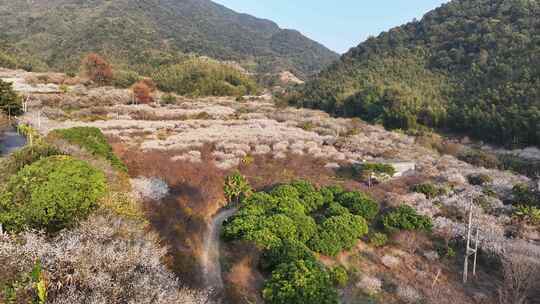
<box><xmin>121</xmin><ymin>145</ymin><xmax>225</xmax><ymax>215</ymax></box>
<box><xmin>238</xmin><ymin>153</ymin><xmax>338</xmax><ymax>189</ymax></box>
<box><xmin>392</xmin><ymin>231</ymin><xmax>431</xmax><ymax>255</ymax></box>
<box><xmin>222</xmin><ymin>242</ymin><xmax>264</xmax><ymax>304</ymax></box>
<box><xmin>118</xmin><ymin>146</ymin><xmax>225</xmax><ymax>287</ymax></box>
<box><xmin>368</xmin><ymin>174</ymin><xmax>429</xmax><ymax>203</ymax></box>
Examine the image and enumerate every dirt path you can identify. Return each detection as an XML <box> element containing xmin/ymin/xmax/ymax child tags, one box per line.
<box><xmin>202</xmin><ymin>208</ymin><xmax>238</xmax><ymax>290</ymax></box>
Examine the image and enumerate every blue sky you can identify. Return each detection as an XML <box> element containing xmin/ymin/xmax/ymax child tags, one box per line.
<box><xmin>213</xmin><ymin>0</ymin><xmax>449</xmax><ymax>54</ymax></box>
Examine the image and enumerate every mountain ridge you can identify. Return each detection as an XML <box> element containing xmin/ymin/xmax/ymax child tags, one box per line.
<box><xmin>0</xmin><ymin>0</ymin><xmax>339</xmax><ymax>78</ymax></box>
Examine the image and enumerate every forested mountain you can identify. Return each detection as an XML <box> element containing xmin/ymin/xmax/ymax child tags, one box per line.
<box><xmin>0</xmin><ymin>0</ymin><xmax>338</xmax><ymax>78</ymax></box>
<box><xmin>293</xmin><ymin>0</ymin><xmax>540</xmax><ymax>148</ymax></box>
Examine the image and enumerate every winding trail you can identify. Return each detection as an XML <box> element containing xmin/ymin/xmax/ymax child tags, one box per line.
<box><xmin>202</xmin><ymin>208</ymin><xmax>237</xmax><ymax>290</ymax></box>
<box><xmin>0</xmin><ymin>126</ymin><xmax>26</xmax><ymax>156</ymax></box>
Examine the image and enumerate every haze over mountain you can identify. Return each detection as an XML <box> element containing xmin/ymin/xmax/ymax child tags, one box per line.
<box><xmin>294</xmin><ymin>0</ymin><xmax>540</xmax><ymax>148</ymax></box>
<box><xmin>0</xmin><ymin>0</ymin><xmax>338</xmax><ymax>78</ymax></box>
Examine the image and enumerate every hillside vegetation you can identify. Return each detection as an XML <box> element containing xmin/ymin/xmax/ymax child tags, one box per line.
<box><xmin>293</xmin><ymin>0</ymin><xmax>540</xmax><ymax>148</ymax></box>
<box><xmin>2</xmin><ymin>70</ymin><xmax>537</xmax><ymax>303</ymax></box>
<box><xmin>0</xmin><ymin>0</ymin><xmax>338</xmax><ymax>78</ymax></box>
<box><xmin>153</xmin><ymin>57</ymin><xmax>258</xmax><ymax>97</ymax></box>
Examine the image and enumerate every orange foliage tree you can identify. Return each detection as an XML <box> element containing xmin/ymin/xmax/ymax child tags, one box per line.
<box><xmin>81</xmin><ymin>53</ymin><xmax>113</xmax><ymax>85</ymax></box>
<box><xmin>132</xmin><ymin>80</ymin><xmax>154</xmax><ymax>104</ymax></box>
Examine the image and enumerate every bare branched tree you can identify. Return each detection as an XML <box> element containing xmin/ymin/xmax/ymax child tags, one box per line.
<box><xmin>498</xmin><ymin>241</ymin><xmax>540</xmax><ymax>304</ymax></box>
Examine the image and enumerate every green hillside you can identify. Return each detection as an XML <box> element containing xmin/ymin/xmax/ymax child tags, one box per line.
<box><xmin>0</xmin><ymin>0</ymin><xmax>338</xmax><ymax>78</ymax></box>
<box><xmin>293</xmin><ymin>0</ymin><xmax>540</xmax><ymax>147</ymax></box>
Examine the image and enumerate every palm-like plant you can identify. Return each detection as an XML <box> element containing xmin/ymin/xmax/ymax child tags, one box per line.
<box><xmin>223</xmin><ymin>171</ymin><xmax>252</xmax><ymax>204</ymax></box>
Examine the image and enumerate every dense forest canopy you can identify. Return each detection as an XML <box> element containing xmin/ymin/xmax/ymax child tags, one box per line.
<box><xmin>0</xmin><ymin>0</ymin><xmax>338</xmax><ymax>78</ymax></box>
<box><xmin>293</xmin><ymin>0</ymin><xmax>540</xmax><ymax>148</ymax></box>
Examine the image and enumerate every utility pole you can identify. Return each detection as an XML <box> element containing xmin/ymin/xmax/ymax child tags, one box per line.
<box><xmin>22</xmin><ymin>95</ymin><xmax>29</xmax><ymax>113</ymax></box>
<box><xmin>463</xmin><ymin>198</ymin><xmax>480</xmax><ymax>284</ymax></box>
<box><xmin>472</xmin><ymin>227</ymin><xmax>479</xmax><ymax>277</ymax></box>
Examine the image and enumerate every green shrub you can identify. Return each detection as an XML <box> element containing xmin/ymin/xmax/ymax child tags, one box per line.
<box><xmin>0</xmin><ymin>156</ymin><xmax>106</xmax><ymax>233</ymax></box>
<box><xmin>111</xmin><ymin>69</ymin><xmax>141</xmax><ymax>88</ymax></box>
<box><xmin>153</xmin><ymin>58</ymin><xmax>258</xmax><ymax>97</ymax></box>
<box><xmin>299</xmin><ymin>121</ymin><xmax>314</xmax><ymax>131</ymax></box>
<box><xmin>513</xmin><ymin>205</ymin><xmax>540</xmax><ymax>225</ymax></box>
<box><xmin>270</xmin><ymin>185</ymin><xmax>306</xmax><ymax>215</ymax></box>
<box><xmin>498</xmin><ymin>154</ymin><xmax>540</xmax><ymax>178</ymax></box>
<box><xmin>261</xmin><ymin>239</ymin><xmax>316</xmax><ymax>271</ymax></box>
<box><xmin>354</xmin><ymin>163</ymin><xmax>396</xmax><ymax>177</ymax></box>
<box><xmin>512</xmin><ymin>183</ymin><xmax>539</xmax><ymax>207</ymax></box>
<box><xmin>411</xmin><ymin>183</ymin><xmax>448</xmax><ymax>199</ymax></box>
<box><xmin>325</xmin><ymin>202</ymin><xmax>350</xmax><ymax>217</ymax></box>
<box><xmin>437</xmin><ymin>243</ymin><xmax>456</xmax><ymax>259</ymax></box>
<box><xmin>160</xmin><ymin>93</ymin><xmax>177</xmax><ymax>105</ymax></box>
<box><xmin>226</xmin><ymin>212</ymin><xmax>315</xmax><ymax>250</ymax></box>
<box><xmin>59</xmin><ymin>84</ymin><xmax>70</xmax><ymax>93</ymax></box>
<box><xmin>308</xmin><ymin>214</ymin><xmax>369</xmax><ymax>256</ymax></box>
<box><xmin>474</xmin><ymin>196</ymin><xmax>494</xmax><ymax>213</ymax></box>
<box><xmin>0</xmin><ymin>143</ymin><xmax>62</xmax><ymax>183</ymax></box>
<box><xmin>337</xmin><ymin>191</ymin><xmax>379</xmax><ymax>220</ymax></box>
<box><xmin>0</xmin><ymin>79</ymin><xmax>22</xmax><ymax>116</ymax></box>
<box><xmin>0</xmin><ymin>51</ymin><xmax>48</xmax><ymax>72</ymax></box>
<box><xmin>288</xmin><ymin>212</ymin><xmax>317</xmax><ymax>243</ymax></box>
<box><xmin>262</xmin><ymin>259</ymin><xmax>339</xmax><ymax>304</ymax></box>
<box><xmin>445</xmin><ymin>247</ymin><xmax>456</xmax><ymax>258</ymax></box>
<box><xmin>48</xmin><ymin>127</ymin><xmax>127</xmax><ymax>172</ymax></box>
<box><xmin>369</xmin><ymin>232</ymin><xmax>388</xmax><ymax>247</ymax></box>
<box><xmin>270</xmin><ymin>184</ymin><xmax>301</xmax><ymax>200</ymax></box>
<box><xmin>458</xmin><ymin>149</ymin><xmax>500</xmax><ymax>169</ymax></box>
<box><xmin>0</xmin><ymin>51</ymin><xmax>18</xmax><ymax>69</ymax></box>
<box><xmin>222</xmin><ymin>190</ymin><xmax>311</xmax><ymax>249</ymax></box>
<box><xmin>290</xmin><ymin>180</ymin><xmax>325</xmax><ymax>213</ymax></box>
<box><xmin>320</xmin><ymin>185</ymin><xmax>345</xmax><ymax>204</ymax></box>
<box><xmin>222</xmin><ymin>196</ymin><xmax>269</xmax><ymax>238</ymax></box>
<box><xmin>223</xmin><ymin>171</ymin><xmax>252</xmax><ymax>204</ymax></box>
<box><xmin>223</xmin><ymin>183</ymin><xmax>374</xmax><ymax>302</ymax></box>
<box><xmin>382</xmin><ymin>205</ymin><xmax>433</xmax><ymax>233</ymax></box>
<box><xmin>330</xmin><ymin>266</ymin><xmax>349</xmax><ymax>287</ymax></box>
<box><xmin>467</xmin><ymin>174</ymin><xmax>493</xmax><ymax>186</ymax></box>
<box><xmin>264</xmin><ymin>214</ymin><xmax>299</xmax><ymax>242</ymax></box>
<box><xmin>482</xmin><ymin>187</ymin><xmax>497</xmax><ymax>197</ymax></box>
